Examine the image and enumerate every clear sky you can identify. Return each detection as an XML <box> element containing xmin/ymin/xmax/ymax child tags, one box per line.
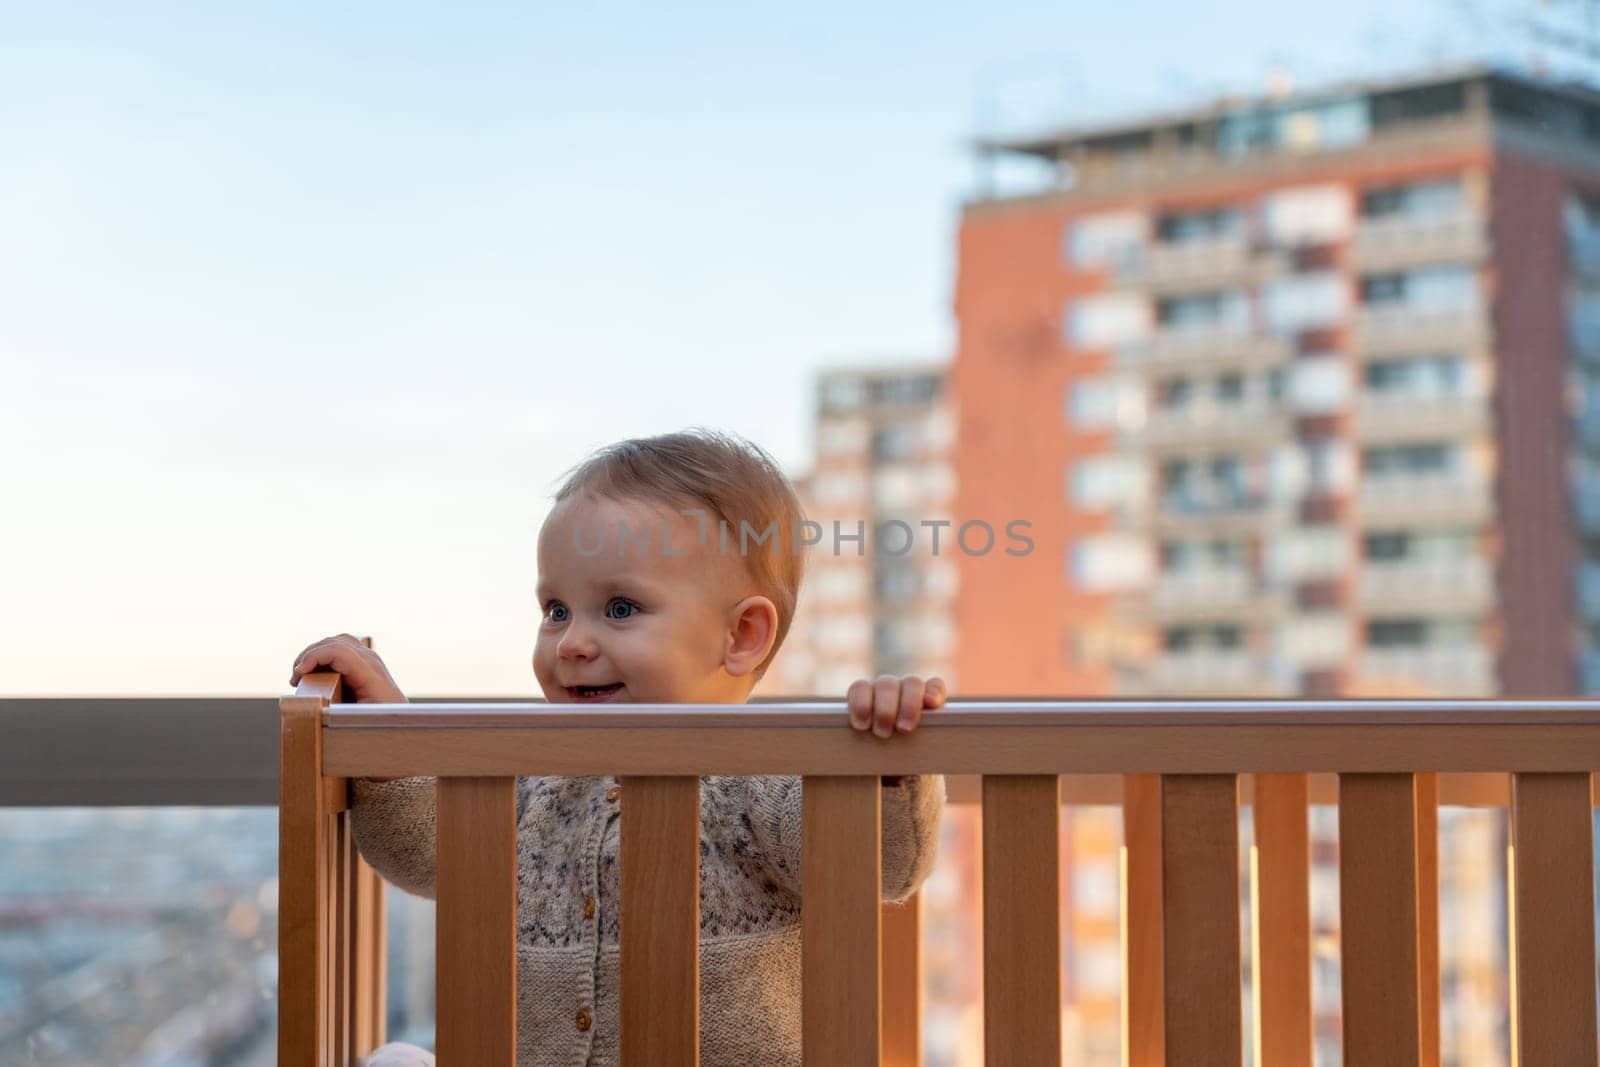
<box><xmin>1</xmin><ymin>1</ymin><xmax>1518</xmax><ymax>695</ymax></box>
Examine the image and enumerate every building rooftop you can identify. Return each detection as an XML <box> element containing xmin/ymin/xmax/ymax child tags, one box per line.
<box><xmin>978</xmin><ymin>62</ymin><xmax>1600</xmax><ymax>165</ymax></box>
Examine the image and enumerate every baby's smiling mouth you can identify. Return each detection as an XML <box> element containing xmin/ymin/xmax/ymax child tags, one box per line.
<box><xmin>566</xmin><ymin>683</ymin><xmax>624</xmax><ymax>702</ymax></box>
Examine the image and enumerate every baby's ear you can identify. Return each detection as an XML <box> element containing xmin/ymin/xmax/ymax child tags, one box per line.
<box><xmin>723</xmin><ymin>595</ymin><xmax>778</xmax><ymax>679</ymax></box>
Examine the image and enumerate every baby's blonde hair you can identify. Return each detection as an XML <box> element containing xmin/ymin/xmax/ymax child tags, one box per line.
<box><xmin>552</xmin><ymin>428</ymin><xmax>811</xmax><ymax>680</ymax></box>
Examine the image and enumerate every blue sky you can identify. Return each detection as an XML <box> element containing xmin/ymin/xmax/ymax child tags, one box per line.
<box><xmin>1</xmin><ymin>1</ymin><xmax>1517</xmax><ymax>694</ymax></box>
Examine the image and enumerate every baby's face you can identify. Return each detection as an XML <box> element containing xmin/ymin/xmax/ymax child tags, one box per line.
<box><xmin>532</xmin><ymin>492</ymin><xmax>755</xmax><ymax>704</ymax></box>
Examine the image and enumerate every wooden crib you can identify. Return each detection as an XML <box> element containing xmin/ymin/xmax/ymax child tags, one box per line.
<box><xmin>279</xmin><ymin>672</ymin><xmax>1600</xmax><ymax>1065</ymax></box>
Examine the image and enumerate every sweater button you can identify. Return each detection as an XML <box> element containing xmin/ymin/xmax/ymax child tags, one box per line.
<box><xmin>584</xmin><ymin>896</ymin><xmax>596</xmax><ymax>919</ymax></box>
<box><xmin>605</xmin><ymin>786</ymin><xmax>620</xmax><ymax>803</ymax></box>
<box><xmin>576</xmin><ymin>1008</ymin><xmax>592</xmax><ymax>1032</ymax></box>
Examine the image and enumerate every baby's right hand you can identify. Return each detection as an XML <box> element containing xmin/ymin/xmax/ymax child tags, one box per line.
<box><xmin>289</xmin><ymin>633</ymin><xmax>408</xmax><ymax>704</ymax></box>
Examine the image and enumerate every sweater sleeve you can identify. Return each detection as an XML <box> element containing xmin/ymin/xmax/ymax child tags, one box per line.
<box><xmin>743</xmin><ymin>774</ymin><xmax>946</xmax><ymax>903</ymax></box>
<box><xmin>348</xmin><ymin>776</ymin><xmax>439</xmax><ymax>901</ymax></box>
<box><xmin>349</xmin><ymin>775</ymin><xmax>534</xmax><ymax>903</ymax></box>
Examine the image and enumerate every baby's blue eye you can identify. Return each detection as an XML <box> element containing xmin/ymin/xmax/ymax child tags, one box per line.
<box><xmin>606</xmin><ymin>598</ymin><xmax>637</xmax><ymax>620</ymax></box>
<box><xmin>546</xmin><ymin>602</ymin><xmax>568</xmax><ymax>622</ymax></box>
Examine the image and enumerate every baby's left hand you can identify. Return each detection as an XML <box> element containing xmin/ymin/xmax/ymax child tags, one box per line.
<box><xmin>847</xmin><ymin>674</ymin><xmax>947</xmax><ymax>739</ymax></box>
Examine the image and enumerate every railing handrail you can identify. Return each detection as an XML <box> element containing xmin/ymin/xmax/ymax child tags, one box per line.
<box><xmin>8</xmin><ymin>695</ymin><xmax>1599</xmax><ymax>807</ymax></box>
<box><xmin>324</xmin><ymin>697</ymin><xmax>1600</xmax><ymax>728</ymax></box>
<box><xmin>313</xmin><ymin>695</ymin><xmax>1600</xmax><ymax>777</ymax></box>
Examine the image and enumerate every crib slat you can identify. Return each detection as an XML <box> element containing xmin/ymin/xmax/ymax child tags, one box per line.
<box><xmin>982</xmin><ymin>775</ymin><xmax>1062</xmax><ymax>1065</ymax></box>
<box><xmin>437</xmin><ymin>777</ymin><xmax>518</xmax><ymax>1066</ymax></box>
<box><xmin>329</xmin><ymin>811</ymin><xmax>352</xmax><ymax>1061</ymax></box>
<box><xmin>1161</xmin><ymin>774</ymin><xmax>1242</xmax><ymax>1066</ymax></box>
<box><xmin>802</xmin><ymin>776</ymin><xmax>880</xmax><ymax>1067</ymax></box>
<box><xmin>1123</xmin><ymin>773</ymin><xmax>1165</xmax><ymax>1067</ymax></box>
<box><xmin>1338</xmin><ymin>773</ymin><xmax>1420</xmax><ymax>1067</ymax></box>
<box><xmin>1414</xmin><ymin>772</ymin><xmax>1440</xmax><ymax>1067</ymax></box>
<box><xmin>352</xmin><ymin>850</ymin><xmax>387</xmax><ymax>1054</ymax></box>
<box><xmin>621</xmin><ymin>776</ymin><xmax>701</xmax><ymax>1067</ymax></box>
<box><xmin>1253</xmin><ymin>773</ymin><xmax>1311</xmax><ymax>1067</ymax></box>
<box><xmin>880</xmin><ymin>894</ymin><xmax>922</xmax><ymax>1067</ymax></box>
<box><xmin>1510</xmin><ymin>772</ymin><xmax>1599</xmax><ymax>1063</ymax></box>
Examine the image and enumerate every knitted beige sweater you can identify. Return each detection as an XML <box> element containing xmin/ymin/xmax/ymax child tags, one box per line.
<box><xmin>349</xmin><ymin>772</ymin><xmax>946</xmax><ymax>1067</ymax></box>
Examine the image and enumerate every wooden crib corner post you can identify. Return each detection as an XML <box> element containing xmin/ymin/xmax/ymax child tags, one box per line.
<box><xmin>280</xmin><ymin>673</ymin><xmax>341</xmax><ymax>1066</ymax></box>
<box><xmin>280</xmin><ymin>661</ymin><xmax>389</xmax><ymax>1067</ymax></box>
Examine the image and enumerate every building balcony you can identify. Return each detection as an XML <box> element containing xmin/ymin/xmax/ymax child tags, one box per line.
<box><xmin>1152</xmin><ymin>491</ymin><xmax>1288</xmax><ymax>537</ymax></box>
<box><xmin>1139</xmin><ymin>401</ymin><xmax>1291</xmax><ymax>451</ymax></box>
<box><xmin>1350</xmin><ymin>214</ymin><xmax>1488</xmax><ymax>272</ymax></box>
<box><xmin>1354</xmin><ymin>305</ymin><xmax>1489</xmax><ymax>358</ymax></box>
<box><xmin>1357</xmin><ymin>558</ymin><xmax>1494</xmax><ymax>615</ymax></box>
<box><xmin>1129</xmin><ymin>569</ymin><xmax>1289</xmax><ymax>625</ymax></box>
<box><xmin>1122</xmin><ymin>329</ymin><xmax>1293</xmax><ymax>374</ymax></box>
<box><xmin>1356</xmin><ymin>473</ymin><xmax>1493</xmax><ymax>528</ymax></box>
<box><xmin>1355</xmin><ymin>644</ymin><xmax>1497</xmax><ymax>696</ymax></box>
<box><xmin>1112</xmin><ymin>236</ymin><xmax>1289</xmax><ymax>292</ymax></box>
<box><xmin>1133</xmin><ymin>650</ymin><xmax>1292</xmax><ymax>696</ymax></box>
<box><xmin>1353</xmin><ymin>392</ymin><xmax>1491</xmax><ymax>442</ymax></box>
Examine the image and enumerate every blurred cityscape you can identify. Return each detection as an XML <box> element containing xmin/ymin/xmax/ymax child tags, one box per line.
<box><xmin>14</xmin><ymin>53</ymin><xmax>1600</xmax><ymax>1067</ymax></box>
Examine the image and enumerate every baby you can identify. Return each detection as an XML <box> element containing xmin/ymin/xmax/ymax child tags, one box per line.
<box><xmin>287</xmin><ymin>428</ymin><xmax>948</xmax><ymax>1067</ymax></box>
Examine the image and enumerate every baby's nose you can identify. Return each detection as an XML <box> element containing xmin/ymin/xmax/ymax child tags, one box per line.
<box><xmin>557</xmin><ymin>624</ymin><xmax>598</xmax><ymax>658</ymax></box>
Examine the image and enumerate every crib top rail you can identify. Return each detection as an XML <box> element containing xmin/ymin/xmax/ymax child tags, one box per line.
<box><xmin>295</xmin><ymin>684</ymin><xmax>1600</xmax><ymax>777</ymax></box>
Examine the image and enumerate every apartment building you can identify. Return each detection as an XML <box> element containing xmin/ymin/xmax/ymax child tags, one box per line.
<box><xmin>763</xmin><ymin>363</ymin><xmax>959</xmax><ymax>698</ymax></box>
<box><xmin>954</xmin><ymin>64</ymin><xmax>1600</xmax><ymax>1062</ymax></box>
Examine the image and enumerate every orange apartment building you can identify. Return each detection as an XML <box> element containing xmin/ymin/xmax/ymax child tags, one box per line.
<box><xmin>949</xmin><ymin>64</ymin><xmax>1600</xmax><ymax>1063</ymax></box>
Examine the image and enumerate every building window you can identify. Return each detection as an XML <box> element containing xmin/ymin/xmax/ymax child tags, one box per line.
<box><xmin>1066</xmin><ymin>293</ymin><xmax>1152</xmax><ymax>349</ymax></box>
<box><xmin>1071</xmin><ymin>455</ymin><xmax>1147</xmax><ymax>511</ymax></box>
<box><xmin>1157</xmin><ymin>289</ymin><xmax>1250</xmax><ymax>332</ymax></box>
<box><xmin>1364</xmin><ymin>442</ymin><xmax>1454</xmax><ymax>476</ymax></box>
<box><xmin>1367</xmin><ymin>619</ymin><xmax>1428</xmax><ymax>647</ymax></box>
<box><xmin>1371</xmin><ymin>81</ymin><xmax>1467</xmax><ymax>128</ymax></box>
<box><xmin>821</xmin><ymin>377</ymin><xmax>866</xmax><ymax>413</ymax></box>
<box><xmin>1361</xmin><ymin>265</ymin><xmax>1477</xmax><ymax>311</ymax></box>
<box><xmin>1364</xmin><ymin>354</ymin><xmax>1469</xmax><ymax>397</ymax></box>
<box><xmin>1289</xmin><ymin>357</ymin><xmax>1351</xmax><ymax>414</ymax></box>
<box><xmin>1157</xmin><ymin>376</ymin><xmax>1195</xmax><ymax>410</ymax></box>
<box><xmin>1216</xmin><ymin>372</ymin><xmax>1246</xmax><ymax>404</ymax></box>
<box><xmin>1161</xmin><ymin>538</ymin><xmax>1246</xmax><ymax>572</ymax></box>
<box><xmin>871</xmin><ymin>426</ymin><xmax>919</xmax><ymax>462</ymax></box>
<box><xmin>1163</xmin><ymin>624</ymin><xmax>1243</xmax><ymax>651</ymax></box>
<box><xmin>1361</xmin><ymin>176</ymin><xmax>1465</xmax><ymax>220</ymax></box>
<box><xmin>1364</xmin><ymin>531</ymin><xmax>1411</xmax><ymax>561</ymax></box>
<box><xmin>1264</xmin><ymin>271</ymin><xmax>1348</xmax><ymax>333</ymax></box>
<box><xmin>1156</xmin><ymin>206</ymin><xmax>1242</xmax><ymax>243</ymax></box>
<box><xmin>870</xmin><ymin>374</ymin><xmax>941</xmax><ymax>407</ymax></box>
<box><xmin>1260</xmin><ymin>184</ymin><xmax>1353</xmax><ymax>245</ymax></box>
<box><xmin>1069</xmin><ymin>535</ymin><xmax>1153</xmax><ymax>592</ymax></box>
<box><xmin>1068</xmin><ymin>376</ymin><xmax>1146</xmax><ymax>431</ymax></box>
<box><xmin>1067</xmin><ymin>210</ymin><xmax>1148</xmax><ymax>270</ymax></box>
